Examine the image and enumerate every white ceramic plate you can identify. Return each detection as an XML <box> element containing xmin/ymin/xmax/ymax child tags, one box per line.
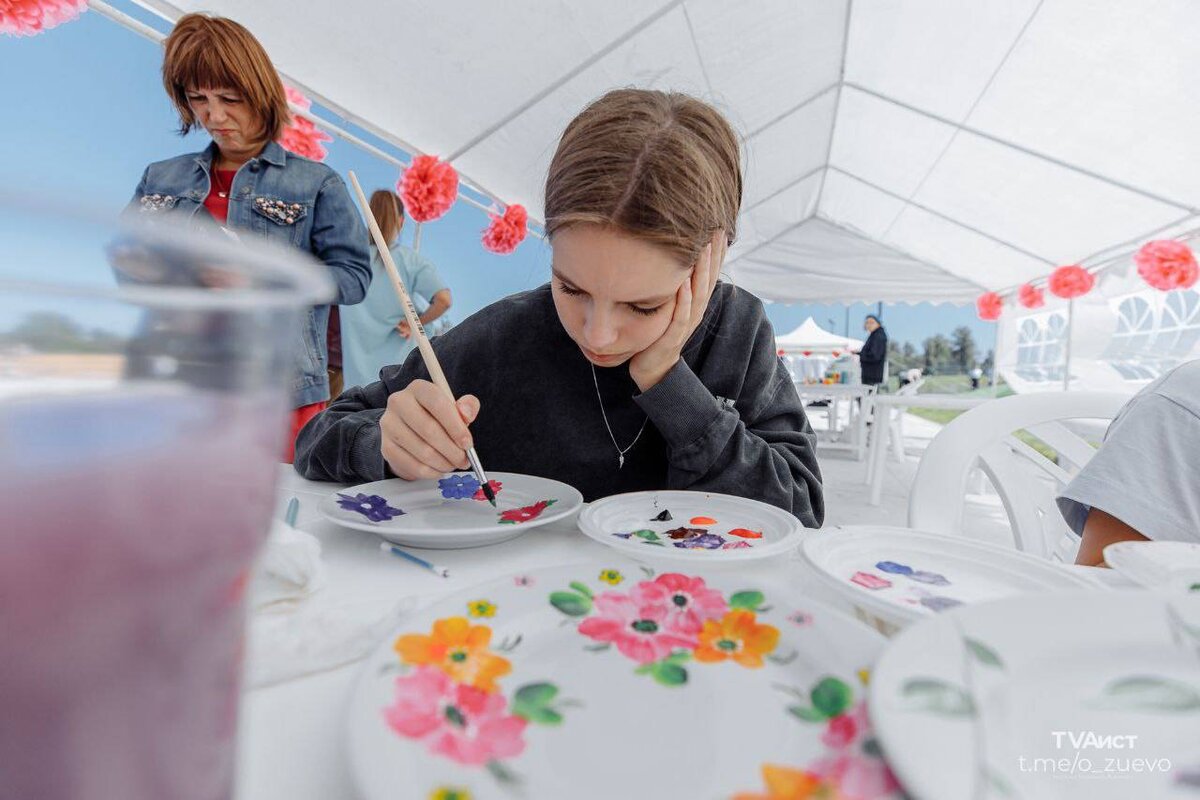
<box><xmin>1103</xmin><ymin>541</ymin><xmax>1200</xmax><ymax>592</ymax></box>
<box><xmin>800</xmin><ymin>527</ymin><xmax>1099</xmax><ymax>634</ymax></box>
<box><xmin>346</xmin><ymin>559</ymin><xmax>904</xmax><ymax>800</ymax></box>
<box><xmin>577</xmin><ymin>490</ymin><xmax>804</xmax><ymax>565</ymax></box>
<box><xmin>319</xmin><ymin>472</ymin><xmax>583</xmax><ymax>549</ymax></box>
<box><xmin>870</xmin><ymin>591</ymin><xmax>1200</xmax><ymax>800</ymax></box>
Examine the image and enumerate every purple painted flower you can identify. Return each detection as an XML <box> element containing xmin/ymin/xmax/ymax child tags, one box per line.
<box><xmin>438</xmin><ymin>474</ymin><xmax>480</xmax><ymax>500</ymax></box>
<box><xmin>909</xmin><ymin>570</ymin><xmax>951</xmax><ymax>586</ymax></box>
<box><xmin>875</xmin><ymin>561</ymin><xmax>914</xmax><ymax>575</ymax></box>
<box><xmin>920</xmin><ymin>595</ymin><xmax>962</xmax><ymax>612</ymax></box>
<box><xmin>674</xmin><ymin>533</ymin><xmax>726</xmax><ymax>550</ymax></box>
<box><xmin>336</xmin><ymin>493</ymin><xmax>405</xmax><ymax>522</ymax></box>
<box><xmin>612</xmin><ymin>532</ymin><xmax>635</xmax><ymax>539</ymax></box>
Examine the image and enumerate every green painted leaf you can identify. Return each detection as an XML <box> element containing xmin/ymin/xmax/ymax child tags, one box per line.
<box><xmin>767</xmin><ymin>650</ymin><xmax>798</xmax><ymax>666</ymax></box>
<box><xmin>965</xmin><ymin>637</ymin><xmax>1005</xmax><ymax>669</ymax></box>
<box><xmin>810</xmin><ymin>676</ymin><xmax>854</xmax><ymax>718</ymax></box>
<box><xmin>788</xmin><ymin>704</ymin><xmax>828</xmax><ymax>722</ymax></box>
<box><xmin>634</xmin><ymin>663</ymin><xmax>655</xmax><ymax>675</ymax></box>
<box><xmin>569</xmin><ymin>581</ymin><xmax>594</xmax><ymax>599</ymax></box>
<box><xmin>729</xmin><ymin>590</ymin><xmax>765</xmax><ymax>611</ymax></box>
<box><xmin>1095</xmin><ymin>676</ymin><xmax>1200</xmax><ymax>712</ymax></box>
<box><xmin>522</xmin><ymin>706</ymin><xmax>563</xmax><ymax>725</ymax></box>
<box><xmin>652</xmin><ymin>662</ymin><xmax>688</xmax><ymax>687</ymax></box>
<box><xmin>900</xmin><ymin>677</ymin><xmax>976</xmax><ymax>717</ymax></box>
<box><xmin>583</xmin><ymin>642</ymin><xmax>611</xmax><ymax>652</ymax></box>
<box><xmin>514</xmin><ymin>682</ymin><xmax>558</xmax><ymax>707</ymax></box>
<box><xmin>639</xmin><ymin>565</ymin><xmax>655</xmax><ymax>578</ymax></box>
<box><xmin>982</xmin><ymin>766</ymin><xmax>1015</xmax><ymax>797</ymax></box>
<box><xmin>549</xmin><ymin>591</ymin><xmax>592</xmax><ymax>617</ymax></box>
<box><xmin>632</xmin><ymin>529</ymin><xmax>660</xmax><ymax>541</ymax></box>
<box><xmin>486</xmin><ymin>760</ymin><xmax>520</xmax><ymax>785</ymax></box>
<box><xmin>664</xmin><ymin>650</ymin><xmax>692</xmax><ymax>665</ymax></box>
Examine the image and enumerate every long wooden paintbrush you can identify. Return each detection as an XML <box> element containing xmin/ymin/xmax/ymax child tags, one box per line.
<box><xmin>346</xmin><ymin>171</ymin><xmax>497</xmax><ymax>507</ymax></box>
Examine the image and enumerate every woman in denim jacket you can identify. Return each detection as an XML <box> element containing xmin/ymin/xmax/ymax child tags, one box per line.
<box><xmin>128</xmin><ymin>13</ymin><xmax>371</xmax><ymax>460</ymax></box>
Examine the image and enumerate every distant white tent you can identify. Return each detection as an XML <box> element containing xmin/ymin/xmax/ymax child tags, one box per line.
<box><xmin>775</xmin><ymin>317</ymin><xmax>863</xmax><ymax>354</ymax></box>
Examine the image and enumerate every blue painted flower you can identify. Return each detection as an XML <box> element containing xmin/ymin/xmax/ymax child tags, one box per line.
<box><xmin>612</xmin><ymin>532</ymin><xmax>634</xmax><ymax>539</ymax></box>
<box><xmin>875</xmin><ymin>560</ymin><xmax>914</xmax><ymax>575</ymax></box>
<box><xmin>909</xmin><ymin>570</ymin><xmax>951</xmax><ymax>586</ymax></box>
<box><xmin>920</xmin><ymin>595</ymin><xmax>962</xmax><ymax>612</ymax></box>
<box><xmin>336</xmin><ymin>493</ymin><xmax>405</xmax><ymax>522</ymax></box>
<box><xmin>438</xmin><ymin>474</ymin><xmax>480</xmax><ymax>499</ymax></box>
<box><xmin>674</xmin><ymin>533</ymin><xmax>726</xmax><ymax>550</ymax></box>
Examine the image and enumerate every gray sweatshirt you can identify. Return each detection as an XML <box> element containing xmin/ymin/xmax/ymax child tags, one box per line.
<box><xmin>294</xmin><ymin>282</ymin><xmax>823</xmax><ymax>526</ymax></box>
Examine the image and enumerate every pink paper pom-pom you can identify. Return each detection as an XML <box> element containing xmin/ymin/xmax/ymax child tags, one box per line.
<box><xmin>1017</xmin><ymin>283</ymin><xmax>1044</xmax><ymax>309</ymax></box>
<box><xmin>1135</xmin><ymin>239</ymin><xmax>1198</xmax><ymax>291</ymax></box>
<box><xmin>278</xmin><ymin>86</ymin><xmax>332</xmax><ymax>162</ymax></box>
<box><xmin>481</xmin><ymin>204</ymin><xmax>528</xmax><ymax>255</ymax></box>
<box><xmin>1047</xmin><ymin>265</ymin><xmax>1095</xmax><ymax>299</ymax></box>
<box><xmin>1</xmin><ymin>0</ymin><xmax>86</xmax><ymax>37</ymax></box>
<box><xmin>976</xmin><ymin>292</ymin><xmax>1003</xmax><ymax>321</ymax></box>
<box><xmin>398</xmin><ymin>155</ymin><xmax>459</xmax><ymax>223</ymax></box>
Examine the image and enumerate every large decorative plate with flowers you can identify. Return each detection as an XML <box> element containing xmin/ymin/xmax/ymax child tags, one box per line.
<box><xmin>319</xmin><ymin>473</ymin><xmax>584</xmax><ymax>549</ymax></box>
<box><xmin>870</xmin><ymin>591</ymin><xmax>1200</xmax><ymax>800</ymax></box>
<box><xmin>346</xmin><ymin>559</ymin><xmax>904</xmax><ymax>800</ymax></box>
<box><xmin>577</xmin><ymin>490</ymin><xmax>805</xmax><ymax>565</ymax></box>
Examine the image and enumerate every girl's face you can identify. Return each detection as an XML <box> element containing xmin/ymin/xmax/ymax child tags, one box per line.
<box><xmin>551</xmin><ymin>225</ymin><xmax>690</xmax><ymax>368</ymax></box>
<box><xmin>185</xmin><ymin>86</ymin><xmax>262</xmax><ymax>159</ymax></box>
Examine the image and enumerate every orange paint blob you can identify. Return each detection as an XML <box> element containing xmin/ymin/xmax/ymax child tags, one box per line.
<box><xmin>728</xmin><ymin>528</ymin><xmax>763</xmax><ymax>539</ymax></box>
<box><xmin>689</xmin><ymin>516</ymin><xmax>717</xmax><ymax>526</ymax></box>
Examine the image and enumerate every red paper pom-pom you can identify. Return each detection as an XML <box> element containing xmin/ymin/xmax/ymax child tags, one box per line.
<box><xmin>976</xmin><ymin>292</ymin><xmax>1003</xmax><ymax>321</ymax></box>
<box><xmin>1017</xmin><ymin>283</ymin><xmax>1044</xmax><ymax>309</ymax></box>
<box><xmin>481</xmin><ymin>204</ymin><xmax>528</xmax><ymax>255</ymax></box>
<box><xmin>1135</xmin><ymin>240</ymin><xmax>1198</xmax><ymax>291</ymax></box>
<box><xmin>398</xmin><ymin>155</ymin><xmax>459</xmax><ymax>223</ymax></box>
<box><xmin>802</xmin><ymin>350</ymin><xmax>812</xmax><ymax>357</ymax></box>
<box><xmin>1</xmin><ymin>0</ymin><xmax>86</xmax><ymax>36</ymax></box>
<box><xmin>278</xmin><ymin>87</ymin><xmax>332</xmax><ymax>162</ymax></box>
<box><xmin>832</xmin><ymin>350</ymin><xmax>842</xmax><ymax>357</ymax></box>
<box><xmin>1047</xmin><ymin>265</ymin><xmax>1095</xmax><ymax>299</ymax></box>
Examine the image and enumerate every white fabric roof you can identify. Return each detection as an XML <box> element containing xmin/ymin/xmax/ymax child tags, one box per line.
<box><xmin>775</xmin><ymin>317</ymin><xmax>862</xmax><ymax>353</ymax></box>
<box><xmin>140</xmin><ymin>0</ymin><xmax>1200</xmax><ymax>305</ymax></box>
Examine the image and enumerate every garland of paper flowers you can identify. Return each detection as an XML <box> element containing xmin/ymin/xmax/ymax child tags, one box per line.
<box><xmin>278</xmin><ymin>87</ymin><xmax>333</xmax><ymax>162</ymax></box>
<box><xmin>0</xmin><ymin>0</ymin><xmax>86</xmax><ymax>36</ymax></box>
<box><xmin>397</xmin><ymin>154</ymin><xmax>459</xmax><ymax>223</ymax></box>
<box><xmin>976</xmin><ymin>239</ymin><xmax>1197</xmax><ymax>321</ymax></box>
<box><xmin>481</xmin><ymin>203</ymin><xmax>528</xmax><ymax>255</ymax></box>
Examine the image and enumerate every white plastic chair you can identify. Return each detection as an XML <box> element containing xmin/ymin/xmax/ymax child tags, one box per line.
<box><xmin>864</xmin><ymin>377</ymin><xmax>924</xmax><ymax>485</ymax></box>
<box><xmin>907</xmin><ymin>392</ymin><xmax>1129</xmax><ymax>561</ymax></box>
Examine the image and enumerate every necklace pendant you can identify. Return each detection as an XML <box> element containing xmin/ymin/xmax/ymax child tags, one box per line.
<box><xmin>218</xmin><ymin>192</ymin><xmax>228</xmax><ymax>198</ymax></box>
<box><xmin>618</xmin><ymin>454</ymin><xmax>625</xmax><ymax>469</ymax></box>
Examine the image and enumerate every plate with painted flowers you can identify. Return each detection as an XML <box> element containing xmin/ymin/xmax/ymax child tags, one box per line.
<box><xmin>799</xmin><ymin>526</ymin><xmax>1100</xmax><ymax>636</ymax></box>
<box><xmin>319</xmin><ymin>472</ymin><xmax>583</xmax><ymax>549</ymax></box>
<box><xmin>346</xmin><ymin>558</ymin><xmax>904</xmax><ymax>800</ymax></box>
<box><xmin>577</xmin><ymin>490</ymin><xmax>806</xmax><ymax>565</ymax></box>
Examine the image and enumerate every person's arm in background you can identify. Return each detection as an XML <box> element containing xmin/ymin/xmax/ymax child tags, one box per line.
<box><xmin>397</xmin><ymin>254</ymin><xmax>452</xmax><ymax>337</ymax></box>
<box><xmin>1075</xmin><ymin>509</ymin><xmax>1148</xmax><ymax>566</ymax></box>
<box><xmin>398</xmin><ymin>289</ymin><xmax>452</xmax><ymax>337</ymax></box>
<box><xmin>311</xmin><ymin>174</ymin><xmax>371</xmax><ymax>305</ymax></box>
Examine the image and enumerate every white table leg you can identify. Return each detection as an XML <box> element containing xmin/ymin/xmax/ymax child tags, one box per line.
<box><xmin>868</xmin><ymin>407</ymin><xmax>890</xmax><ymax>505</ymax></box>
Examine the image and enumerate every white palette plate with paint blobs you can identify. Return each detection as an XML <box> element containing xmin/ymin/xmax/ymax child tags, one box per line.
<box><xmin>1103</xmin><ymin>540</ymin><xmax>1200</xmax><ymax>592</ymax></box>
<box><xmin>869</xmin><ymin>591</ymin><xmax>1200</xmax><ymax>800</ymax></box>
<box><xmin>799</xmin><ymin>526</ymin><xmax>1099</xmax><ymax>635</ymax></box>
<box><xmin>320</xmin><ymin>472</ymin><xmax>583</xmax><ymax>549</ymax></box>
<box><xmin>577</xmin><ymin>490</ymin><xmax>805</xmax><ymax>565</ymax></box>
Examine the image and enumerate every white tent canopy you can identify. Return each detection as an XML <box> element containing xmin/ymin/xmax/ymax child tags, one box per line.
<box><xmin>136</xmin><ymin>0</ymin><xmax>1200</xmax><ymax>305</ymax></box>
<box><xmin>775</xmin><ymin>317</ymin><xmax>862</xmax><ymax>354</ymax></box>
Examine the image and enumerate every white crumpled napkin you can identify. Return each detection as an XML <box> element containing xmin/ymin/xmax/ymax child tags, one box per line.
<box><xmin>250</xmin><ymin>518</ymin><xmax>327</xmax><ymax>609</ymax></box>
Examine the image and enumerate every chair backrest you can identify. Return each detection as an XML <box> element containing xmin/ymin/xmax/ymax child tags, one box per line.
<box><xmin>895</xmin><ymin>377</ymin><xmax>925</xmax><ymax>397</ymax></box>
<box><xmin>907</xmin><ymin>392</ymin><xmax>1130</xmax><ymax>561</ymax></box>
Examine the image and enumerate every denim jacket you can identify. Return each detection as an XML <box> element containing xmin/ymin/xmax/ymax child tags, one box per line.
<box><xmin>128</xmin><ymin>140</ymin><xmax>371</xmax><ymax>406</ymax></box>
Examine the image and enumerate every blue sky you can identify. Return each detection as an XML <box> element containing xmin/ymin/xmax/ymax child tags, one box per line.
<box><xmin>0</xmin><ymin>2</ymin><xmax>995</xmax><ymax>352</ymax></box>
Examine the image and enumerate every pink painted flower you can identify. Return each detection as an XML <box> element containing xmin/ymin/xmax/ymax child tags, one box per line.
<box><xmin>1136</xmin><ymin>239</ymin><xmax>1198</xmax><ymax>291</ymax></box>
<box><xmin>0</xmin><ymin>0</ymin><xmax>86</xmax><ymax>37</ymax></box>
<box><xmin>383</xmin><ymin>666</ymin><xmax>527</xmax><ymax>766</ymax></box>
<box><xmin>631</xmin><ymin>573</ymin><xmax>729</xmax><ymax>635</ymax></box>
<box><xmin>1047</xmin><ymin>264</ymin><xmax>1095</xmax><ymax>299</ymax></box>
<box><xmin>809</xmin><ymin>752</ymin><xmax>901</xmax><ymax>800</ymax></box>
<box><xmin>975</xmin><ymin>292</ymin><xmax>1002</xmax><ymax>321</ymax></box>
<box><xmin>722</xmin><ymin>540</ymin><xmax>752</xmax><ymax>550</ymax></box>
<box><xmin>481</xmin><ymin>204</ymin><xmax>528</xmax><ymax>255</ymax></box>
<box><xmin>850</xmin><ymin>572</ymin><xmax>891</xmax><ymax>590</ymax></box>
<box><xmin>821</xmin><ymin>701</ymin><xmax>870</xmax><ymax>749</ymax></box>
<box><xmin>1017</xmin><ymin>282</ymin><xmax>1044</xmax><ymax>309</ymax></box>
<box><xmin>399</xmin><ymin>154</ymin><xmax>459</xmax><ymax>223</ymax></box>
<box><xmin>577</xmin><ymin>591</ymin><xmax>696</xmax><ymax>664</ymax></box>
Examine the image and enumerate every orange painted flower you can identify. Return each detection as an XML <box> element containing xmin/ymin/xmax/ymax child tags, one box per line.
<box><xmin>733</xmin><ymin>764</ymin><xmax>835</xmax><ymax>800</ymax></box>
<box><xmin>394</xmin><ymin>616</ymin><xmax>511</xmax><ymax>692</ymax></box>
<box><xmin>694</xmin><ymin>609</ymin><xmax>779</xmax><ymax>668</ymax></box>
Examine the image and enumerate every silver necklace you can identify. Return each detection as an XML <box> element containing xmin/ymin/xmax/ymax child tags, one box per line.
<box><xmin>590</xmin><ymin>362</ymin><xmax>648</xmax><ymax>469</ymax></box>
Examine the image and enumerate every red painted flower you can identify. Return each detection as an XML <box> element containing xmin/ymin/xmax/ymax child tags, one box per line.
<box><xmin>472</xmin><ymin>480</ymin><xmax>503</xmax><ymax>502</ymax></box>
<box><xmin>498</xmin><ymin>499</ymin><xmax>555</xmax><ymax>524</ymax></box>
<box><xmin>278</xmin><ymin>87</ymin><xmax>332</xmax><ymax>162</ymax></box>
<box><xmin>1017</xmin><ymin>283</ymin><xmax>1044</xmax><ymax>309</ymax></box>
<box><xmin>0</xmin><ymin>0</ymin><xmax>86</xmax><ymax>37</ymax></box>
<box><xmin>1135</xmin><ymin>239</ymin><xmax>1198</xmax><ymax>291</ymax></box>
<box><xmin>399</xmin><ymin>154</ymin><xmax>459</xmax><ymax>223</ymax></box>
<box><xmin>481</xmin><ymin>204</ymin><xmax>528</xmax><ymax>255</ymax></box>
<box><xmin>1047</xmin><ymin>264</ymin><xmax>1094</xmax><ymax>299</ymax></box>
<box><xmin>975</xmin><ymin>291</ymin><xmax>1002</xmax><ymax>321</ymax></box>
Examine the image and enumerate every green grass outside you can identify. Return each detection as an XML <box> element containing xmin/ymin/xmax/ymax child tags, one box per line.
<box><xmin>905</xmin><ymin>405</ymin><xmax>1058</xmax><ymax>461</ymax></box>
